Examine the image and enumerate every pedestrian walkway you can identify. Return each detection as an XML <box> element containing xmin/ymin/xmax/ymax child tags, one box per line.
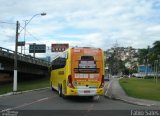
<box><xmin>105</xmin><ymin>78</ymin><xmax>160</xmax><ymax>107</ymax></box>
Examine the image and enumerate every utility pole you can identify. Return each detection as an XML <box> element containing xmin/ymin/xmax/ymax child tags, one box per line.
<box><xmin>13</xmin><ymin>21</ymin><xmax>19</xmax><ymax>92</ymax></box>
<box><xmin>33</xmin><ymin>43</ymin><xmax>36</xmax><ymax>57</ymax></box>
<box><xmin>156</xmin><ymin>60</ymin><xmax>158</xmax><ymax>84</ymax></box>
<box><xmin>154</xmin><ymin>60</ymin><xmax>156</xmax><ymax>83</ymax></box>
<box><xmin>154</xmin><ymin>60</ymin><xmax>158</xmax><ymax>84</ymax></box>
<box><xmin>23</xmin><ymin>20</ymin><xmax>28</xmax><ymax>54</ymax></box>
<box><xmin>145</xmin><ymin>58</ymin><xmax>148</xmax><ymax>77</ymax></box>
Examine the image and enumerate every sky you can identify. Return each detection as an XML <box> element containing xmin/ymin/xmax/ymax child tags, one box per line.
<box><xmin>0</xmin><ymin>0</ymin><xmax>160</xmax><ymax>57</ymax></box>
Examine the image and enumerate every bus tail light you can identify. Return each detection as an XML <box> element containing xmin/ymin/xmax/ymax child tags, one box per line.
<box><xmin>99</xmin><ymin>75</ymin><xmax>104</xmax><ymax>88</ymax></box>
<box><xmin>68</xmin><ymin>75</ymin><xmax>74</xmax><ymax>88</ymax></box>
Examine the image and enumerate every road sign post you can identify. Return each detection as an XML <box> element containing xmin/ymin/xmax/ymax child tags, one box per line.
<box><xmin>17</xmin><ymin>41</ymin><xmax>25</xmax><ymax>54</ymax></box>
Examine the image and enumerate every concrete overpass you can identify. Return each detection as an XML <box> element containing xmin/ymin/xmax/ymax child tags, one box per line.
<box><xmin>0</xmin><ymin>47</ymin><xmax>50</xmax><ymax>81</ymax></box>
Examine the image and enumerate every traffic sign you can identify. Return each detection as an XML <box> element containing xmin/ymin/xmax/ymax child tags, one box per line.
<box><xmin>29</xmin><ymin>44</ymin><xmax>46</xmax><ymax>53</ymax></box>
<box><xmin>51</xmin><ymin>43</ymin><xmax>69</xmax><ymax>52</ymax></box>
<box><xmin>17</xmin><ymin>41</ymin><xmax>25</xmax><ymax>46</ymax></box>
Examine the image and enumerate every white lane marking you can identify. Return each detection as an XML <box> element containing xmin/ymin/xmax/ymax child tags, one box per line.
<box><xmin>0</xmin><ymin>96</ymin><xmax>55</xmax><ymax>112</ymax></box>
<box><xmin>105</xmin><ymin>80</ymin><xmax>113</xmax><ymax>96</ymax></box>
<box><xmin>1</xmin><ymin>97</ymin><xmax>48</xmax><ymax>112</ymax></box>
<box><xmin>0</xmin><ymin>87</ymin><xmax>50</xmax><ymax>98</ymax></box>
<box><xmin>104</xmin><ymin>82</ymin><xmax>108</xmax><ymax>88</ymax></box>
<box><xmin>13</xmin><ymin>97</ymin><xmax>49</xmax><ymax>109</ymax></box>
<box><xmin>94</xmin><ymin>96</ymin><xmax>100</xmax><ymax>101</ymax></box>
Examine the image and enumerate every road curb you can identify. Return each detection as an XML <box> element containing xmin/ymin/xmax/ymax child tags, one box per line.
<box><xmin>104</xmin><ymin>91</ymin><xmax>156</xmax><ymax>107</ymax></box>
<box><xmin>108</xmin><ymin>96</ymin><xmax>155</xmax><ymax>107</ymax></box>
<box><xmin>0</xmin><ymin>87</ymin><xmax>50</xmax><ymax>98</ymax></box>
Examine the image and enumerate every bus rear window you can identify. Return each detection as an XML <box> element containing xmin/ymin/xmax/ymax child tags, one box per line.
<box><xmin>81</xmin><ymin>56</ymin><xmax>94</xmax><ymax>60</ymax></box>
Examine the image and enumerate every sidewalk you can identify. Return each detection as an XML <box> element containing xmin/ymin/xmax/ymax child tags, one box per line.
<box><xmin>105</xmin><ymin>78</ymin><xmax>160</xmax><ymax>107</ymax></box>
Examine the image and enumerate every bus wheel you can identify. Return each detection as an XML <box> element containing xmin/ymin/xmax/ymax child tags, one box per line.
<box><xmin>62</xmin><ymin>89</ymin><xmax>66</xmax><ymax>99</ymax></box>
<box><xmin>62</xmin><ymin>94</ymin><xmax>66</xmax><ymax>99</ymax></box>
<box><xmin>58</xmin><ymin>85</ymin><xmax>62</xmax><ymax>97</ymax></box>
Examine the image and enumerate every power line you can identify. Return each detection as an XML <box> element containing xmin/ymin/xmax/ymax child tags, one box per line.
<box><xmin>25</xmin><ymin>30</ymin><xmax>42</xmax><ymax>43</ymax></box>
<box><xmin>0</xmin><ymin>20</ymin><xmax>48</xmax><ymax>46</ymax></box>
<box><xmin>0</xmin><ymin>21</ymin><xmax>16</xmax><ymax>25</ymax></box>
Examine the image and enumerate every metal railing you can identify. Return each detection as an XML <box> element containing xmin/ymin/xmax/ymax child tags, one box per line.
<box><xmin>0</xmin><ymin>47</ymin><xmax>50</xmax><ymax>67</ymax></box>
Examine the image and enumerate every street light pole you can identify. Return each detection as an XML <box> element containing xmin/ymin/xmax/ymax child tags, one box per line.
<box><xmin>154</xmin><ymin>60</ymin><xmax>156</xmax><ymax>82</ymax></box>
<box><xmin>156</xmin><ymin>60</ymin><xmax>158</xmax><ymax>84</ymax></box>
<box><xmin>25</xmin><ymin>13</ymin><xmax>46</xmax><ymax>27</ymax></box>
<box><xmin>33</xmin><ymin>43</ymin><xmax>36</xmax><ymax>57</ymax></box>
<box><xmin>21</xmin><ymin>13</ymin><xmax>47</xmax><ymax>55</ymax></box>
<box><xmin>23</xmin><ymin>20</ymin><xmax>28</xmax><ymax>54</ymax></box>
<box><xmin>13</xmin><ymin>13</ymin><xmax>46</xmax><ymax>92</ymax></box>
<box><xmin>13</xmin><ymin>21</ymin><xmax>19</xmax><ymax>92</ymax></box>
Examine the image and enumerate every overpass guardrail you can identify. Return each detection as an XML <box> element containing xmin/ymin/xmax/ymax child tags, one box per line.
<box><xmin>0</xmin><ymin>47</ymin><xmax>50</xmax><ymax>67</ymax></box>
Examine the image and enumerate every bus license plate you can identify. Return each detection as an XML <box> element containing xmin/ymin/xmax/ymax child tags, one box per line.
<box><xmin>84</xmin><ymin>90</ymin><xmax>90</xmax><ymax>93</ymax></box>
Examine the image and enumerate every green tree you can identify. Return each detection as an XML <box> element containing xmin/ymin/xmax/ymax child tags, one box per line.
<box><xmin>138</xmin><ymin>48</ymin><xmax>148</xmax><ymax>65</ymax></box>
<box><xmin>105</xmin><ymin>51</ymin><xmax>126</xmax><ymax>75</ymax></box>
<box><xmin>153</xmin><ymin>40</ymin><xmax>160</xmax><ymax>56</ymax></box>
<box><xmin>137</xmin><ymin>41</ymin><xmax>160</xmax><ymax>69</ymax></box>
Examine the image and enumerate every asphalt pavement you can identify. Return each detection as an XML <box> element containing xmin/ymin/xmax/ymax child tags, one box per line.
<box><xmin>105</xmin><ymin>77</ymin><xmax>160</xmax><ymax>107</ymax></box>
<box><xmin>0</xmin><ymin>79</ymin><xmax>159</xmax><ymax>116</ymax></box>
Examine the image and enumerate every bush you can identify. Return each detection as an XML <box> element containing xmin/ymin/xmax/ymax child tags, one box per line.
<box><xmin>122</xmin><ymin>75</ymin><xmax>129</xmax><ymax>78</ymax></box>
<box><xmin>144</xmin><ymin>76</ymin><xmax>154</xmax><ymax>79</ymax></box>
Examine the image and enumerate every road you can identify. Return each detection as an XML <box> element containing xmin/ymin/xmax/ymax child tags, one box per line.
<box><xmin>0</xmin><ymin>88</ymin><xmax>159</xmax><ymax>116</ymax></box>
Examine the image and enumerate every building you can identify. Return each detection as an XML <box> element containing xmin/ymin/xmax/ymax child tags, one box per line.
<box><xmin>138</xmin><ymin>65</ymin><xmax>153</xmax><ymax>73</ymax></box>
<box><xmin>106</xmin><ymin>46</ymin><xmax>138</xmax><ymax>62</ymax></box>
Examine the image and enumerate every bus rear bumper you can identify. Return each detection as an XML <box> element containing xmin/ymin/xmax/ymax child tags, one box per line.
<box><xmin>66</xmin><ymin>88</ymin><xmax>104</xmax><ymax>96</ymax></box>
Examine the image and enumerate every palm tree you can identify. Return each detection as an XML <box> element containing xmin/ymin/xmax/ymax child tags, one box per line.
<box><xmin>153</xmin><ymin>41</ymin><xmax>160</xmax><ymax>55</ymax></box>
<box><xmin>138</xmin><ymin>48</ymin><xmax>148</xmax><ymax>65</ymax></box>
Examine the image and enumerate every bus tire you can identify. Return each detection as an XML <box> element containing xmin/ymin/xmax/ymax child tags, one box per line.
<box><xmin>58</xmin><ymin>85</ymin><xmax>62</xmax><ymax>97</ymax></box>
<box><xmin>51</xmin><ymin>82</ymin><xmax>54</xmax><ymax>91</ymax></box>
<box><xmin>62</xmin><ymin>88</ymin><xmax>66</xmax><ymax>99</ymax></box>
<box><xmin>62</xmin><ymin>94</ymin><xmax>66</xmax><ymax>99</ymax></box>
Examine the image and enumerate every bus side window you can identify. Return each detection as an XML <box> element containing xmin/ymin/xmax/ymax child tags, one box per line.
<box><xmin>59</xmin><ymin>57</ymin><xmax>66</xmax><ymax>68</ymax></box>
<box><xmin>61</xmin><ymin>52</ymin><xmax>68</xmax><ymax>59</ymax></box>
<box><xmin>51</xmin><ymin>52</ymin><xmax>68</xmax><ymax>70</ymax></box>
<box><xmin>51</xmin><ymin>60</ymin><xmax>56</xmax><ymax>70</ymax></box>
<box><xmin>55</xmin><ymin>58</ymin><xmax>61</xmax><ymax>69</ymax></box>
<box><xmin>52</xmin><ymin>57</ymin><xmax>67</xmax><ymax>70</ymax></box>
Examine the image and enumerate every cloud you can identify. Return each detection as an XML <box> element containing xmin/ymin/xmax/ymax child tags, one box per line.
<box><xmin>147</xmin><ymin>25</ymin><xmax>160</xmax><ymax>32</ymax></box>
<box><xmin>0</xmin><ymin>0</ymin><xmax>160</xmax><ymax>54</ymax></box>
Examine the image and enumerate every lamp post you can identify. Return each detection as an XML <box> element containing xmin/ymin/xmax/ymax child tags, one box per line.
<box><xmin>154</xmin><ymin>60</ymin><xmax>159</xmax><ymax>84</ymax></box>
<box><xmin>21</xmin><ymin>13</ymin><xmax>47</xmax><ymax>54</ymax></box>
<box><xmin>155</xmin><ymin>60</ymin><xmax>158</xmax><ymax>84</ymax></box>
<box><xmin>25</xmin><ymin>13</ymin><xmax>46</xmax><ymax>27</ymax></box>
<box><xmin>23</xmin><ymin>20</ymin><xmax>28</xmax><ymax>54</ymax></box>
<box><xmin>157</xmin><ymin>55</ymin><xmax>160</xmax><ymax>84</ymax></box>
<box><xmin>13</xmin><ymin>13</ymin><xmax>47</xmax><ymax>92</ymax></box>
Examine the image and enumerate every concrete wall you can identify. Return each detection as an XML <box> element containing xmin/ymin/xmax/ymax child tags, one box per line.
<box><xmin>0</xmin><ymin>73</ymin><xmax>11</xmax><ymax>82</ymax></box>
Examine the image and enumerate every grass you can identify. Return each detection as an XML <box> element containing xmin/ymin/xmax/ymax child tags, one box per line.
<box><xmin>0</xmin><ymin>78</ymin><xmax>50</xmax><ymax>95</ymax></box>
<box><xmin>119</xmin><ymin>78</ymin><xmax>160</xmax><ymax>101</ymax></box>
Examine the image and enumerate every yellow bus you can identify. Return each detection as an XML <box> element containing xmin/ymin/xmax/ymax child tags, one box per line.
<box><xmin>50</xmin><ymin>47</ymin><xmax>104</xmax><ymax>98</ymax></box>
